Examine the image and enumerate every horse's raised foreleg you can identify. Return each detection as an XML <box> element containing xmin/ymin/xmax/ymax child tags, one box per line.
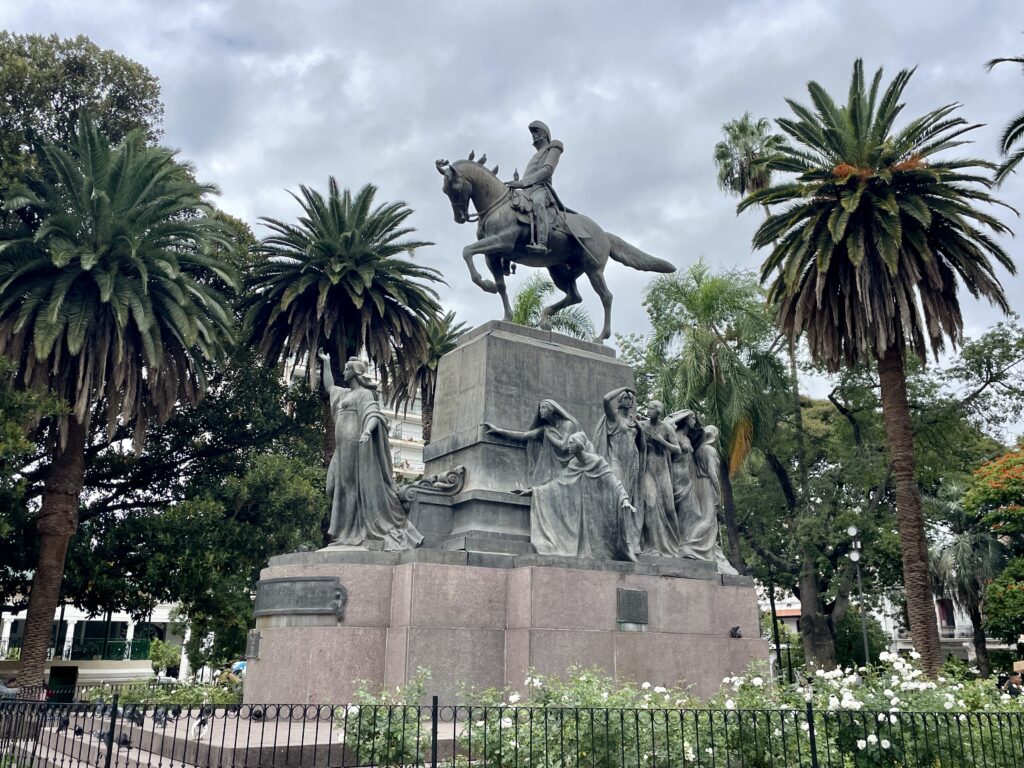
<box><xmin>484</xmin><ymin>254</ymin><xmax>513</xmax><ymax>321</ymax></box>
<box><xmin>462</xmin><ymin>231</ymin><xmax>517</xmax><ymax>295</ymax></box>
<box><xmin>585</xmin><ymin>267</ymin><xmax>614</xmax><ymax>343</ymax></box>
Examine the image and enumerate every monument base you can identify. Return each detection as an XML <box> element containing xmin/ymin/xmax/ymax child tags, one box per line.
<box><xmin>243</xmin><ymin>549</ymin><xmax>765</xmax><ymax>704</ymax></box>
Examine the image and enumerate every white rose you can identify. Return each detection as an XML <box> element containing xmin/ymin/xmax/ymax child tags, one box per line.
<box><xmin>881</xmin><ymin>739</ymin><xmax>891</xmax><ymax>749</ymax></box>
<box><xmin>641</xmin><ymin>682</ymin><xmax>651</xmax><ymax>690</ymax></box>
<box><xmin>857</xmin><ymin>739</ymin><xmax>867</xmax><ymax>750</ymax></box>
<box><xmin>508</xmin><ymin>693</ymin><xmax>521</xmax><ymax>704</ymax></box>
<box><xmin>867</xmin><ymin>734</ymin><xmax>878</xmax><ymax>745</ymax></box>
<box><xmin>725</xmin><ymin>699</ymin><xmax>736</xmax><ymax>710</ymax></box>
<box><xmin>751</xmin><ymin>677</ymin><xmax>764</xmax><ymax>687</ymax></box>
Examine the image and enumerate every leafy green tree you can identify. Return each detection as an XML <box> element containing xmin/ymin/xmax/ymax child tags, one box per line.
<box><xmin>509</xmin><ymin>274</ymin><xmax>595</xmax><ymax>340</ymax></box>
<box><xmin>642</xmin><ymin>261</ymin><xmax>787</xmax><ymax>571</ymax></box>
<box><xmin>388</xmin><ymin>311</ymin><xmax>468</xmax><ymax>444</ymax></box>
<box><xmin>741</xmin><ymin>59</ymin><xmax>1017</xmax><ymax>675</ymax></box>
<box><xmin>833</xmin><ymin>608</ymin><xmax>891</xmax><ymax>668</ymax></box>
<box><xmin>928</xmin><ymin>484</ymin><xmax>1006</xmax><ymax>677</ymax></box>
<box><xmin>0</xmin><ymin>32</ymin><xmax>162</xmax><ymax>218</ymax></box>
<box><xmin>983</xmin><ymin>559</ymin><xmax>1024</xmax><ymax>652</ymax></box>
<box><xmin>0</xmin><ymin>117</ymin><xmax>237</xmax><ymax>687</ymax></box>
<box><xmin>986</xmin><ymin>54</ymin><xmax>1024</xmax><ymax>184</ymax></box>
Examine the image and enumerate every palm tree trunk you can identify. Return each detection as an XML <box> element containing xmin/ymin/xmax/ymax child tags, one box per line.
<box><xmin>16</xmin><ymin>417</ymin><xmax>87</xmax><ymax>690</ymax></box>
<box><xmin>877</xmin><ymin>346</ymin><xmax>942</xmax><ymax>676</ymax></box>
<box><xmin>968</xmin><ymin>602</ymin><xmax>991</xmax><ymax>678</ymax></box>
<box><xmin>421</xmin><ymin>379</ymin><xmax>433</xmax><ymax>445</ymax></box>
<box><xmin>718</xmin><ymin>456</ymin><xmax>746</xmax><ymax>574</ymax></box>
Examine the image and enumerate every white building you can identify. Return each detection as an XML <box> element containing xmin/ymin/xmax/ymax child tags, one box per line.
<box><xmin>0</xmin><ymin>602</ymin><xmax>189</xmax><ymax>688</ymax></box>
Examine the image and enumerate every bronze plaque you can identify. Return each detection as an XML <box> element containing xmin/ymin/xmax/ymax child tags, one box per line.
<box><xmin>616</xmin><ymin>588</ymin><xmax>648</xmax><ymax>624</ymax></box>
<box><xmin>254</xmin><ymin>576</ymin><xmax>348</xmax><ymax>621</ymax></box>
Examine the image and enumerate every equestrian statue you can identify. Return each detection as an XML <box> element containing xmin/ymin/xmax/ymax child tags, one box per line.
<box><xmin>437</xmin><ymin>120</ymin><xmax>675</xmax><ymax>342</ymax></box>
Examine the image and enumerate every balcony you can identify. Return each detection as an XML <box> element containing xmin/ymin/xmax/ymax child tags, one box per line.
<box><xmin>0</xmin><ymin>638</ymin><xmax>152</xmax><ymax>662</ymax></box>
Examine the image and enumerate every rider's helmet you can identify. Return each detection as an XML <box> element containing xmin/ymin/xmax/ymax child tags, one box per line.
<box><xmin>528</xmin><ymin>120</ymin><xmax>551</xmax><ymax>142</ymax></box>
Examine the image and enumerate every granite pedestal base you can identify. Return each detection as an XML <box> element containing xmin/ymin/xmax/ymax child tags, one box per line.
<box><xmin>243</xmin><ymin>550</ymin><xmax>765</xmax><ymax>705</ymax></box>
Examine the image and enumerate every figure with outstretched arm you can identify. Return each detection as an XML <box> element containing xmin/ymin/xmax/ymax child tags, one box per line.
<box><xmin>482</xmin><ymin>399</ymin><xmax>580</xmax><ymax>487</ymax></box>
<box><xmin>318</xmin><ymin>349</ymin><xmax>422</xmax><ymax>550</ymax></box>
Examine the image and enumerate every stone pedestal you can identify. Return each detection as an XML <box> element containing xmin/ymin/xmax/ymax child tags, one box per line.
<box><xmin>420</xmin><ymin>321</ymin><xmax>634</xmax><ymax>549</ymax></box>
<box><xmin>243</xmin><ymin>550</ymin><xmax>765</xmax><ymax>704</ymax></box>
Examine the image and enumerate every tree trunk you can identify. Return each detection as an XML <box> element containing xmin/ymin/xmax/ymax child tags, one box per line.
<box><xmin>877</xmin><ymin>346</ymin><xmax>942</xmax><ymax>676</ymax></box>
<box><xmin>787</xmin><ymin>338</ymin><xmax>809</xmax><ymax>494</ymax></box>
<box><xmin>968</xmin><ymin>602</ymin><xmax>991</xmax><ymax>678</ymax></box>
<box><xmin>16</xmin><ymin>417</ymin><xmax>87</xmax><ymax>690</ymax></box>
<box><xmin>798</xmin><ymin>555</ymin><xmax>837</xmax><ymax>669</ymax></box>
<box><xmin>718</xmin><ymin>456</ymin><xmax>746</xmax><ymax>574</ymax></box>
<box><xmin>421</xmin><ymin>379</ymin><xmax>433</xmax><ymax>446</ymax></box>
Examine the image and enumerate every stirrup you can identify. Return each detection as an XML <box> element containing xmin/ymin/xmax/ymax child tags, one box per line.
<box><xmin>525</xmin><ymin>243</ymin><xmax>548</xmax><ymax>255</ymax></box>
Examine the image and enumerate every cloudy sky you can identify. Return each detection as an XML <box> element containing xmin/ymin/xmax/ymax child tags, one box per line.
<box><xmin>4</xmin><ymin>1</ymin><xmax>1024</xmax><ymax>348</ymax></box>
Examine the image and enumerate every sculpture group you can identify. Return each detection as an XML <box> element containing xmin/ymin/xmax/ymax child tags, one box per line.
<box><xmin>485</xmin><ymin>392</ymin><xmax>737</xmax><ymax>574</ymax></box>
<box><xmin>436</xmin><ymin>121</ymin><xmax>676</xmax><ymax>343</ymax></box>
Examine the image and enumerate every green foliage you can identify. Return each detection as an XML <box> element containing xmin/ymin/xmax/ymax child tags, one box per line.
<box><xmin>986</xmin><ymin>55</ymin><xmax>1024</xmax><ymax>184</ymax></box>
<box><xmin>833</xmin><ymin>609</ymin><xmax>891</xmax><ymax>668</ymax></box>
<box><xmin>964</xmin><ymin>448</ymin><xmax>1024</xmax><ymax>547</ymax></box>
<box><xmin>713</xmin><ymin>111</ymin><xmax>786</xmax><ymax>196</ymax></box>
<box><xmin>0</xmin><ymin>31</ymin><xmax>162</xmax><ymax>201</ymax></box>
<box><xmin>85</xmin><ymin>680</ymin><xmax>241</xmax><ymax>707</ymax></box>
<box><xmin>350</xmin><ymin>664</ymin><xmax>1024</xmax><ymax>768</ymax></box>
<box><xmin>0</xmin><ymin>114</ymin><xmax>238</xmax><ymax>443</ymax></box>
<box><xmin>983</xmin><ymin>557</ymin><xmax>1024</xmax><ymax>647</ymax></box>
<box><xmin>509</xmin><ymin>274</ymin><xmax>596</xmax><ymax>340</ymax></box>
<box><xmin>743</xmin><ymin>58</ymin><xmax>1015</xmax><ymax>370</ymax></box>
<box><xmin>642</xmin><ymin>260</ymin><xmax>786</xmax><ymax>472</ymax></box>
<box><xmin>243</xmin><ymin>179</ymin><xmax>442</xmax><ymax>393</ymax></box>
<box><xmin>0</xmin><ymin>356</ymin><xmax>59</xmax><ymax>540</ymax></box>
<box><xmin>335</xmin><ymin>669</ymin><xmax>431</xmax><ymax>766</ymax></box>
<box><xmin>148</xmin><ymin>638</ymin><xmax>182</xmax><ymax>674</ymax></box>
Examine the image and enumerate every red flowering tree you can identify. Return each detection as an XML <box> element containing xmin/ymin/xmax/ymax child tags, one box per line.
<box><xmin>965</xmin><ymin>449</ymin><xmax>1024</xmax><ymax>650</ymax></box>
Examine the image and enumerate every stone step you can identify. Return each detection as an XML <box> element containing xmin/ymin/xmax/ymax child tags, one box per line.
<box><xmin>442</xmin><ymin>535</ymin><xmax>533</xmax><ymax>555</ymax></box>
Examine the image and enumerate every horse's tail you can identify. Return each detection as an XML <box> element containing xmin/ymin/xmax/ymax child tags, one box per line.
<box><xmin>607</xmin><ymin>234</ymin><xmax>675</xmax><ymax>273</ymax></box>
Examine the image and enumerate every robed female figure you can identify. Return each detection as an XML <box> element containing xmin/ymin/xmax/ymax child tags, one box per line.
<box><xmin>320</xmin><ymin>351</ymin><xmax>423</xmax><ymax>550</ymax></box>
<box><xmin>483</xmin><ymin>399</ymin><xmax>580</xmax><ymax>488</ymax></box>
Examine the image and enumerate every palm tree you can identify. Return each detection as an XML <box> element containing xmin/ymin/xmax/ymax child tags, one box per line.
<box><xmin>713</xmin><ymin>112</ymin><xmax>787</xmax><ymax>197</ymax></box>
<box><xmin>645</xmin><ymin>261</ymin><xmax>787</xmax><ymax>572</ymax></box>
<box><xmin>0</xmin><ymin>116</ymin><xmax>237</xmax><ymax>687</ymax></box>
<box><xmin>510</xmin><ymin>274</ymin><xmax>595</xmax><ymax>340</ymax></box>
<box><xmin>388</xmin><ymin>310</ymin><xmax>468</xmax><ymax>444</ymax></box>
<box><xmin>243</xmin><ymin>180</ymin><xmax>443</xmax><ymax>461</ymax></box>
<box><xmin>929</xmin><ymin>485</ymin><xmax>1006</xmax><ymax>677</ymax></box>
<box><xmin>740</xmin><ymin>59</ymin><xmax>1016</xmax><ymax>674</ymax></box>
<box><xmin>986</xmin><ymin>54</ymin><xmax>1024</xmax><ymax>184</ymax></box>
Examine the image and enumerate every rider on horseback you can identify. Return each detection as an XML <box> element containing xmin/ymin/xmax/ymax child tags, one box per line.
<box><xmin>507</xmin><ymin>120</ymin><xmax>563</xmax><ymax>255</ymax></box>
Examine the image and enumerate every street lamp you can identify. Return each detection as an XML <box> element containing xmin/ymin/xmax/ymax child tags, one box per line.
<box><xmin>848</xmin><ymin>526</ymin><xmax>871</xmax><ymax>666</ymax></box>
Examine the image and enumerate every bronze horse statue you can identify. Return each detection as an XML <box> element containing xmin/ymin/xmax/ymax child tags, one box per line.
<box><xmin>437</xmin><ymin>155</ymin><xmax>675</xmax><ymax>342</ymax></box>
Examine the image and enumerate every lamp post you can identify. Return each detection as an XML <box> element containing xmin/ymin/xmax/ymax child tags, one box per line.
<box><xmin>848</xmin><ymin>526</ymin><xmax>871</xmax><ymax>666</ymax></box>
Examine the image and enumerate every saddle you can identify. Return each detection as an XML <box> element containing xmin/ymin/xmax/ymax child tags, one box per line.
<box><xmin>508</xmin><ymin>188</ymin><xmax>590</xmax><ymax>240</ymax></box>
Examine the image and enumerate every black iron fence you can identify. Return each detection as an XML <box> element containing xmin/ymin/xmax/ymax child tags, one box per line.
<box><xmin>3</xmin><ymin>695</ymin><xmax>1024</xmax><ymax>767</ymax></box>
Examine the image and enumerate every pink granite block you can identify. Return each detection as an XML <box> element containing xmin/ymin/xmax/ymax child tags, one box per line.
<box><xmin>527</xmin><ymin>629</ymin><xmax>615</xmax><ymax>678</ymax></box>
<box><xmin>390</xmin><ymin>564</ymin><xmax>414</xmax><ymax>627</ymax></box>
<box><xmin>408</xmin><ymin>564</ymin><xmax>508</xmax><ymax>629</ymax></box>
<box><xmin>405</xmin><ymin>627</ymin><xmax>506</xmax><ymax>699</ymax></box>
<box><xmin>506</xmin><ymin>568</ymin><xmax>533</xmax><ymax>628</ymax></box>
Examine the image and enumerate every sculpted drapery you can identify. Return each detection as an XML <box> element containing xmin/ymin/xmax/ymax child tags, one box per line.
<box><xmin>321</xmin><ymin>352</ymin><xmax>423</xmax><ymax>550</ymax></box>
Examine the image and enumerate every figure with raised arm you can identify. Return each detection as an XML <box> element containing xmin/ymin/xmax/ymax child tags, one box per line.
<box><xmin>592</xmin><ymin>386</ymin><xmax>645</xmax><ymax>555</ymax></box>
<box><xmin>482</xmin><ymin>399</ymin><xmax>580</xmax><ymax>487</ymax></box>
<box><xmin>319</xmin><ymin>350</ymin><xmax>423</xmax><ymax>550</ymax></box>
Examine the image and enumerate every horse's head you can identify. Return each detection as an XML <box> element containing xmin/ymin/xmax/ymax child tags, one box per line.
<box><xmin>436</xmin><ymin>159</ymin><xmax>472</xmax><ymax>224</ymax></box>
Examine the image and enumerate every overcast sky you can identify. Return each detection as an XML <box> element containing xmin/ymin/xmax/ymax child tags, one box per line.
<box><xmin>4</xmin><ymin>1</ymin><xmax>1024</xmax><ymax>360</ymax></box>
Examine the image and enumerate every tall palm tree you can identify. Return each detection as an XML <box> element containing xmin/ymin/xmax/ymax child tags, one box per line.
<box><xmin>928</xmin><ymin>485</ymin><xmax>1006</xmax><ymax>678</ymax></box>
<box><xmin>713</xmin><ymin>112</ymin><xmax>787</xmax><ymax>197</ymax></box>
<box><xmin>243</xmin><ymin>180</ymin><xmax>443</xmax><ymax>462</ymax></box>
<box><xmin>510</xmin><ymin>274</ymin><xmax>595</xmax><ymax>340</ymax></box>
<box><xmin>0</xmin><ymin>116</ymin><xmax>237</xmax><ymax>687</ymax></box>
<box><xmin>645</xmin><ymin>261</ymin><xmax>787</xmax><ymax>571</ymax></box>
<box><xmin>986</xmin><ymin>54</ymin><xmax>1024</xmax><ymax>184</ymax></box>
<box><xmin>740</xmin><ymin>59</ymin><xmax>1016</xmax><ymax>674</ymax></box>
<box><xmin>388</xmin><ymin>310</ymin><xmax>468</xmax><ymax>444</ymax></box>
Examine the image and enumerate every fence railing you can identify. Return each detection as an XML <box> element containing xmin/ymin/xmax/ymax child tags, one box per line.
<box><xmin>2</xmin><ymin>695</ymin><xmax>1023</xmax><ymax>767</ymax></box>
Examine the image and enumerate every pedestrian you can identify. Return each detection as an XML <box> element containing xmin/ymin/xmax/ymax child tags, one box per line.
<box><xmin>1002</xmin><ymin>671</ymin><xmax>1022</xmax><ymax>697</ymax></box>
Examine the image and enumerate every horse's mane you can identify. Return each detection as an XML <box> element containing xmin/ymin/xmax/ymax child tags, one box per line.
<box><xmin>452</xmin><ymin>151</ymin><xmax>500</xmax><ymax>178</ymax></box>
